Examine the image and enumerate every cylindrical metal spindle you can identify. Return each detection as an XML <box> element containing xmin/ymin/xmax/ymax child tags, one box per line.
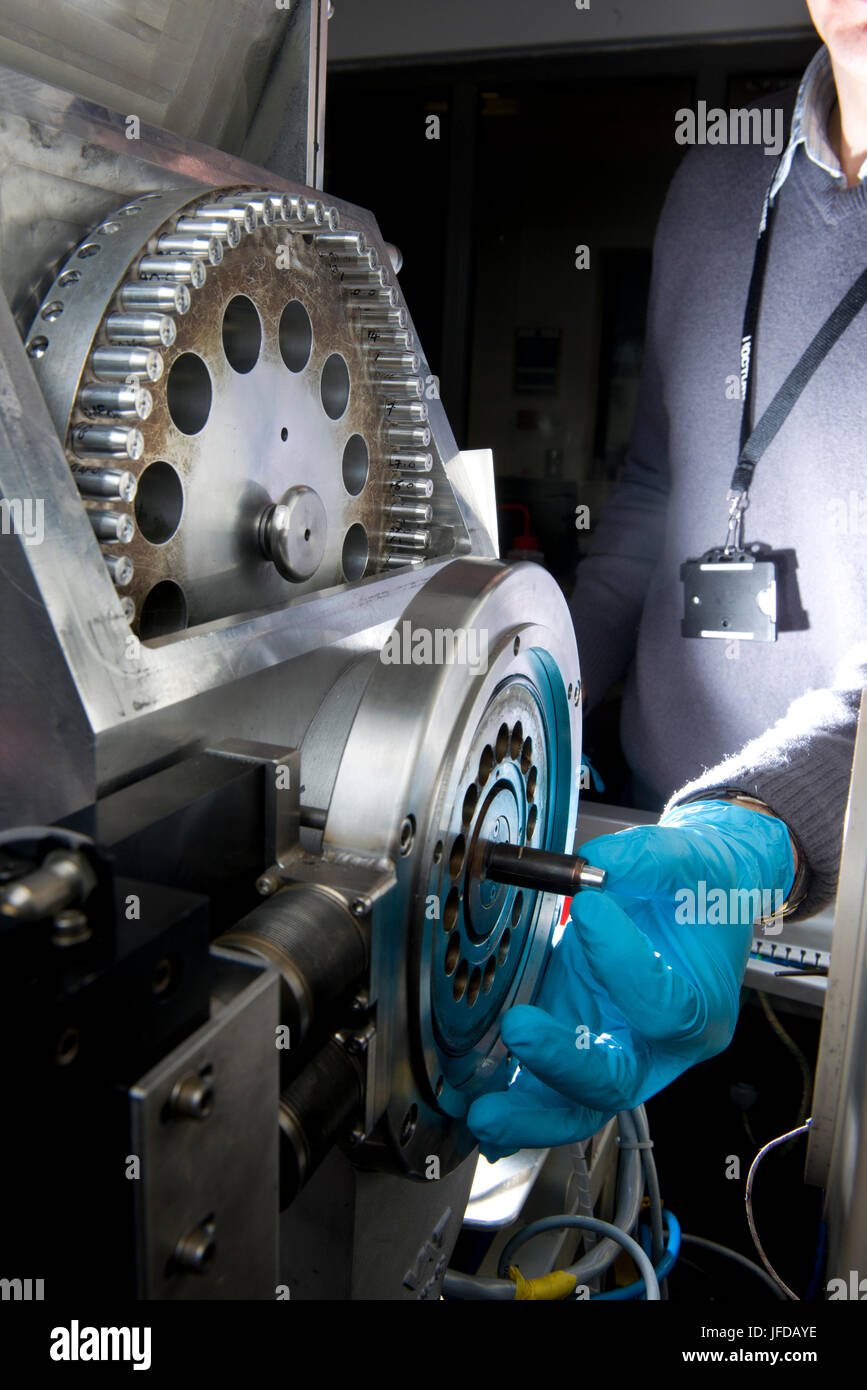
<box><xmin>120</xmin><ymin>282</ymin><xmax>190</xmax><ymax>313</ymax></box>
<box><xmin>483</xmin><ymin>844</ymin><xmax>607</xmax><ymax>895</ymax></box>
<box><xmin>177</xmin><ymin>215</ymin><xmax>241</xmax><ymax>246</ymax></box>
<box><xmin>137</xmin><ymin>255</ymin><xmax>206</xmax><ymax>287</ymax></box>
<box><xmin>377</xmin><ymin>377</ymin><xmax>423</xmax><ymax>399</ymax></box>
<box><xmin>383</xmin><ymin>401</ymin><xmax>428</xmax><ymax>423</ymax></box>
<box><xmin>71</xmin><ymin>425</ymin><xmax>143</xmax><ymax>461</ymax></box>
<box><xmin>90</xmin><ymin>346</ymin><xmax>163</xmax><ymax>382</ymax></box>
<box><xmin>156</xmin><ymin>233</ymin><xmax>222</xmax><ymax>264</ymax></box>
<box><xmin>196</xmin><ymin>202</ymin><xmax>257</xmax><ymax>232</ymax></box>
<box><xmin>315</xmin><ymin>232</ymin><xmax>366</xmax><ymax>256</ymax></box>
<box><xmin>105</xmin><ymin>313</ymin><xmax>176</xmax><ymax>347</ymax></box>
<box><xmin>384</xmin><ymin>530</ymin><xmax>429</xmax><ymax>551</ymax></box>
<box><xmin>88</xmin><ymin>509</ymin><xmax>135</xmax><ymax>543</ymax></box>
<box><xmin>74</xmin><ymin>467</ymin><xmax>138</xmax><ymax>502</ymax></box>
<box><xmin>104</xmin><ymin>553</ymin><xmax>134</xmax><ymax>587</ymax></box>
<box><xmin>78</xmin><ymin>384</ymin><xmax>153</xmax><ymax>420</ymax></box>
<box><xmin>390</xmin><ymin>502</ymin><xmax>433</xmax><ymax>524</ymax></box>
<box><xmin>391</xmin><ymin>478</ymin><xmax>434</xmax><ymax>499</ymax></box>
<box><xmin>387</xmin><ymin>425</ymin><xmax>430</xmax><ymax>448</ymax></box>
<box><xmin>388</xmin><ymin>452</ymin><xmax>432</xmax><ymax>472</ymax></box>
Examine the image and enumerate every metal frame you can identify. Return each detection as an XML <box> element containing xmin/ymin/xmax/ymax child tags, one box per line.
<box><xmin>805</xmin><ymin>692</ymin><xmax>867</xmax><ymax>1284</ymax></box>
<box><xmin>0</xmin><ymin>64</ymin><xmax>498</xmax><ymax>829</ymax></box>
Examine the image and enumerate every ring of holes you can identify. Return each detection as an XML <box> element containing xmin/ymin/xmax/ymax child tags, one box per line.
<box><xmin>443</xmin><ymin>718</ymin><xmax>540</xmax><ymax>999</ymax></box>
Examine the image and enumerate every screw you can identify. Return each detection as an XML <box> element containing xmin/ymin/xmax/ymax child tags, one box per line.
<box><xmin>345</xmin><ymin>1023</ymin><xmax>375</xmax><ymax>1055</ymax></box>
<box><xmin>51</xmin><ymin>908</ymin><xmax>91</xmax><ymax>947</ymax></box>
<box><xmin>348</xmin><ymin>1125</ymin><xmax>366</xmax><ymax>1146</ymax></box>
<box><xmin>173</xmin><ymin>1219</ymin><xmax>216</xmax><ymax>1273</ymax></box>
<box><xmin>55</xmin><ymin>1026</ymin><xmax>80</xmax><ymax>1066</ymax></box>
<box><xmin>256</xmin><ymin>872</ymin><xmax>281</xmax><ymax>897</ymax></box>
<box><xmin>167</xmin><ymin>1073</ymin><xmax>214</xmax><ymax>1120</ymax></box>
<box><xmin>350</xmin><ymin>898</ymin><xmax>369</xmax><ymax>917</ymax></box>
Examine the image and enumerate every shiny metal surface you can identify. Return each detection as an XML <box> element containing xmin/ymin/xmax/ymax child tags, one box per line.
<box><xmin>325</xmin><ymin>558</ymin><xmax>582</xmax><ymax>1175</ymax></box>
<box><xmin>0</xmin><ymin>67</ymin><xmax>497</xmax><ymax>826</ymax></box>
<box><xmin>0</xmin><ymin>49</ymin><xmax>585</xmax><ymax>1301</ymax></box>
<box><xmin>29</xmin><ymin>180</ymin><xmax>439</xmax><ymax>630</ymax></box>
<box><xmin>805</xmin><ymin>692</ymin><xmax>867</xmax><ymax>1282</ymax></box>
<box><xmin>129</xmin><ymin>948</ymin><xmax>280</xmax><ymax>1300</ymax></box>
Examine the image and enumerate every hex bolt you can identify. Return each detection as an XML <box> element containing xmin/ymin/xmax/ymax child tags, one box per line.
<box><xmin>256</xmin><ymin>872</ymin><xmax>281</xmax><ymax>897</ymax></box>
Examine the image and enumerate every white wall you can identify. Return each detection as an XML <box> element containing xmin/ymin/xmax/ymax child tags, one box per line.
<box><xmin>329</xmin><ymin>0</ymin><xmax>813</xmax><ymax>63</ymax></box>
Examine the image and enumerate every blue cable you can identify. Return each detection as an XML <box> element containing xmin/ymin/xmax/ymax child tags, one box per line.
<box><xmin>590</xmin><ymin>1209</ymin><xmax>681</xmax><ymax>1301</ymax></box>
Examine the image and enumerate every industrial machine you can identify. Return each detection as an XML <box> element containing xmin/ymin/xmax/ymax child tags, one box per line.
<box><xmin>0</xmin><ymin>0</ymin><xmax>593</xmax><ymax>1300</ymax></box>
<box><xmin>0</xmin><ymin>0</ymin><xmax>863</xmax><ymax>1306</ymax></box>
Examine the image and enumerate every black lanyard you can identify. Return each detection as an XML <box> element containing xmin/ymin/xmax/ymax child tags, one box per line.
<box><xmin>733</xmin><ymin>160</ymin><xmax>867</xmax><ymax>500</ymax></box>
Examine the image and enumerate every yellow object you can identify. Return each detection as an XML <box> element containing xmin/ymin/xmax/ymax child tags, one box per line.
<box><xmin>508</xmin><ymin>1265</ymin><xmax>578</xmax><ymax>1300</ymax></box>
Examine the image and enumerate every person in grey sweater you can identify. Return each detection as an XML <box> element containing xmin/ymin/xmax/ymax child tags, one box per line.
<box><xmin>469</xmin><ymin>1</ymin><xmax>866</xmax><ymax>1155</ymax></box>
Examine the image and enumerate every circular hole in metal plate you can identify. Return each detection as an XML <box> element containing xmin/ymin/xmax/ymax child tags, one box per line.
<box><xmin>139</xmin><ymin>580</ymin><xmax>188</xmax><ymax>640</ymax></box>
<box><xmin>467</xmin><ymin>966</ymin><xmax>482</xmax><ymax>1007</ymax></box>
<box><xmin>462</xmin><ymin>784</ymin><xmax>478</xmax><ymax>825</ymax></box>
<box><xmin>497</xmin><ymin>929</ymin><xmax>511</xmax><ymax>965</ymax></box>
<box><xmin>342</xmin><ymin>434</ymin><xmax>369</xmax><ymax>495</ymax></box>
<box><xmin>58</xmin><ymin>269</ymin><xmax>81</xmax><ymax>286</ymax></box>
<box><xmin>521</xmin><ymin>737</ymin><xmax>533</xmax><ymax>775</ymax></box>
<box><xmin>41</xmin><ymin>300</ymin><xmax>64</xmax><ymax>321</ymax></box>
<box><xmin>222</xmin><ymin>294</ymin><xmax>262</xmax><ymax>374</ymax></box>
<box><xmin>443</xmin><ymin>887</ymin><xmax>460</xmax><ymax>932</ymax></box>
<box><xmin>449</xmin><ymin>835</ymin><xmax>465</xmax><ymax>878</ymax></box>
<box><xmin>527</xmin><ymin>766</ymin><xmax>538</xmax><ymax>801</ymax></box>
<box><xmin>444</xmin><ymin>931</ymin><xmax>460</xmax><ymax>975</ymax></box>
<box><xmin>482</xmin><ymin>957</ymin><xmax>496</xmax><ymax>994</ymax></box>
<box><xmin>279</xmin><ymin>299</ymin><xmax>313</xmax><ymax>373</ymax></box>
<box><xmin>399</xmin><ymin>813</ymin><xmax>416</xmax><ymax>855</ymax></box>
<box><xmin>495</xmin><ymin>723</ymin><xmax>509</xmax><ymax>761</ymax></box>
<box><xmin>510</xmin><ymin>721</ymin><xmax>524</xmax><ymax>760</ymax></box>
<box><xmin>453</xmin><ymin>959</ymin><xmax>468</xmax><ymax>1002</ymax></box>
<box><xmin>135</xmin><ymin>461</ymin><xmax>184</xmax><ymax>544</ymax></box>
<box><xmin>527</xmin><ymin>805</ymin><xmax>538</xmax><ymax>840</ymax></box>
<box><xmin>400</xmin><ymin>1104</ymin><xmax>418</xmax><ymax>1147</ymax></box>
<box><xmin>341</xmin><ymin>522</ymin><xmax>368</xmax><ymax>580</ymax></box>
<box><xmin>166</xmin><ymin>352</ymin><xmax>212</xmax><ymax>435</ymax></box>
<box><xmin>27</xmin><ymin>337</ymin><xmax>49</xmax><ymax>358</ymax></box>
<box><xmin>478</xmin><ymin>745</ymin><xmax>494</xmax><ymax>786</ymax></box>
<box><xmin>77</xmin><ymin>243</ymin><xmax>101</xmax><ymax>259</ymax></box>
<box><xmin>321</xmin><ymin>352</ymin><xmax>350</xmax><ymax>420</ymax></box>
<box><xmin>510</xmin><ymin>892</ymin><xmax>524</xmax><ymax>928</ymax></box>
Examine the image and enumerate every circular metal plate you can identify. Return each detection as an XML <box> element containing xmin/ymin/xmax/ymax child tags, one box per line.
<box><xmin>324</xmin><ymin>557</ymin><xmax>582</xmax><ymax>1176</ymax></box>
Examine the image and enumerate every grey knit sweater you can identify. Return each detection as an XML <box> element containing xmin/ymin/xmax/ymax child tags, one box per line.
<box><xmin>570</xmin><ymin>93</ymin><xmax>866</xmax><ymax>916</ymax></box>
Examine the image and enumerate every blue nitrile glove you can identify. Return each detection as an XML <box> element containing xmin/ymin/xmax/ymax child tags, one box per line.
<box><xmin>467</xmin><ymin>800</ymin><xmax>795</xmax><ymax>1159</ymax></box>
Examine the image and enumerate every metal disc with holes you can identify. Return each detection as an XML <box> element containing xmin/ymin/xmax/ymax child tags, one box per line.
<box><xmin>26</xmin><ymin>187</ymin><xmax>434</xmax><ymax>638</ymax></box>
<box><xmin>324</xmin><ymin>558</ymin><xmax>582</xmax><ymax>1177</ymax></box>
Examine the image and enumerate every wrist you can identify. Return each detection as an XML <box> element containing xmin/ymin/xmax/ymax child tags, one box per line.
<box><xmin>667</xmin><ymin>789</ymin><xmax>808</xmax><ymax>917</ymax></box>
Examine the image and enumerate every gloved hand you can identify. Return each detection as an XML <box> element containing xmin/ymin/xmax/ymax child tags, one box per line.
<box><xmin>467</xmin><ymin>799</ymin><xmax>795</xmax><ymax>1159</ymax></box>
